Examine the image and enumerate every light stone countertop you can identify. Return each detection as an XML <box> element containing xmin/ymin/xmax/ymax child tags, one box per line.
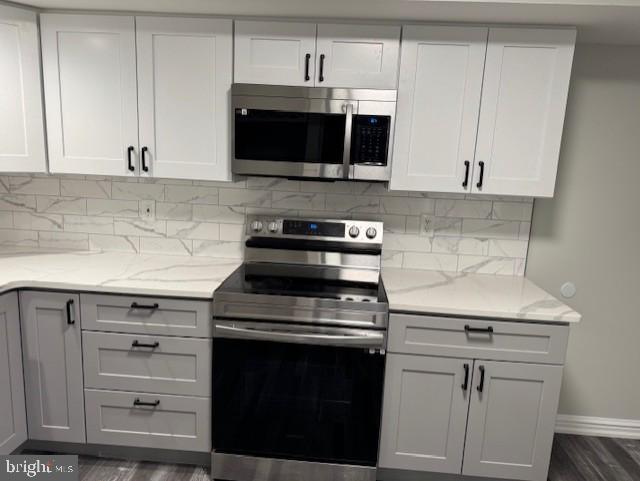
<box><xmin>0</xmin><ymin>249</ymin><xmax>580</xmax><ymax>322</ymax></box>
<box><xmin>0</xmin><ymin>249</ymin><xmax>241</xmax><ymax>299</ymax></box>
<box><xmin>382</xmin><ymin>267</ymin><xmax>581</xmax><ymax>323</ymax></box>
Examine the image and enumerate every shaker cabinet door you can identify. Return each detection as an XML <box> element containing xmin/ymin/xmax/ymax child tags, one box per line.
<box><xmin>463</xmin><ymin>361</ymin><xmax>563</xmax><ymax>481</ymax></box>
<box><xmin>0</xmin><ymin>5</ymin><xmax>46</xmax><ymax>173</ymax></box>
<box><xmin>136</xmin><ymin>16</ymin><xmax>233</xmax><ymax>181</ymax></box>
<box><xmin>20</xmin><ymin>291</ymin><xmax>85</xmax><ymax>443</ymax></box>
<box><xmin>0</xmin><ymin>292</ymin><xmax>27</xmax><ymax>454</ymax></box>
<box><xmin>473</xmin><ymin>28</ymin><xmax>575</xmax><ymax>197</ymax></box>
<box><xmin>234</xmin><ymin>20</ymin><xmax>317</xmax><ymax>86</ymax></box>
<box><xmin>378</xmin><ymin>354</ymin><xmax>472</xmax><ymax>474</ymax></box>
<box><xmin>41</xmin><ymin>14</ymin><xmax>139</xmax><ymax>176</ymax></box>
<box><xmin>389</xmin><ymin>26</ymin><xmax>487</xmax><ymax>192</ymax></box>
<box><xmin>315</xmin><ymin>24</ymin><xmax>400</xmax><ymax>89</ymax></box>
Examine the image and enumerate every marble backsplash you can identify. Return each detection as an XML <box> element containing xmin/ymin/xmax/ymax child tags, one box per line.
<box><xmin>0</xmin><ymin>174</ymin><xmax>533</xmax><ymax>275</ymax></box>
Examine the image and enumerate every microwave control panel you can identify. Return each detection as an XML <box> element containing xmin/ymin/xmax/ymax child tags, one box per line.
<box><xmin>351</xmin><ymin>115</ymin><xmax>391</xmax><ymax>166</ymax></box>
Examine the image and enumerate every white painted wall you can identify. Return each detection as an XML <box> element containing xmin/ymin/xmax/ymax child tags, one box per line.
<box><xmin>527</xmin><ymin>43</ymin><xmax>640</xmax><ymax>421</ymax></box>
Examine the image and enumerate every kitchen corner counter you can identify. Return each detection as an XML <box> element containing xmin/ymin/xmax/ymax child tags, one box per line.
<box><xmin>0</xmin><ymin>249</ymin><xmax>241</xmax><ymax>299</ymax></box>
<box><xmin>382</xmin><ymin>267</ymin><xmax>581</xmax><ymax>323</ymax></box>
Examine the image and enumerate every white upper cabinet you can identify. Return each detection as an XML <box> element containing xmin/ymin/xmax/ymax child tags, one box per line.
<box><xmin>390</xmin><ymin>26</ymin><xmax>487</xmax><ymax>192</ymax></box>
<box><xmin>136</xmin><ymin>17</ymin><xmax>232</xmax><ymax>181</ymax></box>
<box><xmin>0</xmin><ymin>5</ymin><xmax>46</xmax><ymax>173</ymax></box>
<box><xmin>234</xmin><ymin>20</ymin><xmax>400</xmax><ymax>89</ymax></box>
<box><xmin>315</xmin><ymin>24</ymin><xmax>400</xmax><ymax>89</ymax></box>
<box><xmin>390</xmin><ymin>26</ymin><xmax>575</xmax><ymax>197</ymax></box>
<box><xmin>41</xmin><ymin>14</ymin><xmax>139</xmax><ymax>177</ymax></box>
<box><xmin>234</xmin><ymin>20</ymin><xmax>317</xmax><ymax>87</ymax></box>
<box><xmin>474</xmin><ymin>28</ymin><xmax>576</xmax><ymax>197</ymax></box>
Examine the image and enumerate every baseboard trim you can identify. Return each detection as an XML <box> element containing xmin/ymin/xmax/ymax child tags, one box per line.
<box><xmin>556</xmin><ymin>415</ymin><xmax>640</xmax><ymax>439</ymax></box>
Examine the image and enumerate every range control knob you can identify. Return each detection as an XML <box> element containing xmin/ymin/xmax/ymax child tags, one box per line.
<box><xmin>250</xmin><ymin>220</ymin><xmax>263</xmax><ymax>232</ymax></box>
<box><xmin>366</xmin><ymin>227</ymin><xmax>377</xmax><ymax>239</ymax></box>
<box><xmin>268</xmin><ymin>221</ymin><xmax>279</xmax><ymax>233</ymax></box>
<box><xmin>348</xmin><ymin>226</ymin><xmax>360</xmax><ymax>238</ymax></box>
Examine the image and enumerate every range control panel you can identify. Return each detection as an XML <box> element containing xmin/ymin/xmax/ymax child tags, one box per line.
<box><xmin>246</xmin><ymin>217</ymin><xmax>383</xmax><ymax>244</ymax></box>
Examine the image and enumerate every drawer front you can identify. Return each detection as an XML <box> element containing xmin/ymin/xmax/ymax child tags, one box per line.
<box><xmin>83</xmin><ymin>331</ymin><xmax>211</xmax><ymax>396</ymax></box>
<box><xmin>85</xmin><ymin>389</ymin><xmax>211</xmax><ymax>452</ymax></box>
<box><xmin>81</xmin><ymin>294</ymin><xmax>211</xmax><ymax>337</ymax></box>
<box><xmin>388</xmin><ymin>314</ymin><xmax>569</xmax><ymax>364</ymax></box>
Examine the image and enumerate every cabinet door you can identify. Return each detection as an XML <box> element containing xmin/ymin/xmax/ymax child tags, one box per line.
<box><xmin>463</xmin><ymin>361</ymin><xmax>563</xmax><ymax>481</ymax></box>
<box><xmin>0</xmin><ymin>5</ymin><xmax>46</xmax><ymax>173</ymax></box>
<box><xmin>378</xmin><ymin>354</ymin><xmax>472</xmax><ymax>474</ymax></box>
<box><xmin>41</xmin><ymin>14</ymin><xmax>138</xmax><ymax>176</ymax></box>
<box><xmin>389</xmin><ymin>26</ymin><xmax>487</xmax><ymax>192</ymax></box>
<box><xmin>234</xmin><ymin>20</ymin><xmax>317</xmax><ymax>86</ymax></box>
<box><xmin>137</xmin><ymin>17</ymin><xmax>232</xmax><ymax>181</ymax></box>
<box><xmin>0</xmin><ymin>293</ymin><xmax>26</xmax><ymax>454</ymax></box>
<box><xmin>473</xmin><ymin>28</ymin><xmax>576</xmax><ymax>197</ymax></box>
<box><xmin>20</xmin><ymin>291</ymin><xmax>85</xmax><ymax>443</ymax></box>
<box><xmin>315</xmin><ymin>24</ymin><xmax>400</xmax><ymax>89</ymax></box>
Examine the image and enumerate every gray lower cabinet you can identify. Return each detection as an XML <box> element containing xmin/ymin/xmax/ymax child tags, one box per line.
<box><xmin>84</xmin><ymin>389</ymin><xmax>211</xmax><ymax>452</ymax></box>
<box><xmin>378</xmin><ymin>354</ymin><xmax>472</xmax><ymax>474</ymax></box>
<box><xmin>20</xmin><ymin>291</ymin><xmax>86</xmax><ymax>443</ymax></box>
<box><xmin>463</xmin><ymin>361</ymin><xmax>563</xmax><ymax>481</ymax></box>
<box><xmin>0</xmin><ymin>292</ymin><xmax>27</xmax><ymax>454</ymax></box>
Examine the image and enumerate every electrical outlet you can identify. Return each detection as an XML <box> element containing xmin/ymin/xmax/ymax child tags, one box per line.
<box><xmin>139</xmin><ymin>200</ymin><xmax>155</xmax><ymax>219</ymax></box>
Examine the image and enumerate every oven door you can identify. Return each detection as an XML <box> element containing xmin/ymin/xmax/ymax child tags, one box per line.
<box><xmin>212</xmin><ymin>320</ymin><xmax>385</xmax><ymax>473</ymax></box>
<box><xmin>232</xmin><ymin>95</ymin><xmax>357</xmax><ymax>180</ymax></box>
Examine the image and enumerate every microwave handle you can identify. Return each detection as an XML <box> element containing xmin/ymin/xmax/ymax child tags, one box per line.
<box><xmin>342</xmin><ymin>103</ymin><xmax>354</xmax><ymax>179</ymax></box>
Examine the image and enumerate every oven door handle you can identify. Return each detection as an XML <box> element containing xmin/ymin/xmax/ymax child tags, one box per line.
<box><xmin>214</xmin><ymin>323</ymin><xmax>384</xmax><ymax>349</ymax></box>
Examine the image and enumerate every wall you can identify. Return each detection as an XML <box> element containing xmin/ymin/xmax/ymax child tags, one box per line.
<box><xmin>527</xmin><ymin>44</ymin><xmax>640</xmax><ymax>420</ymax></box>
<box><xmin>0</xmin><ymin>174</ymin><xmax>532</xmax><ymax>275</ymax></box>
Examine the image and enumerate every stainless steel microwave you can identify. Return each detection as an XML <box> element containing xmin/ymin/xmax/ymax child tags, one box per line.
<box><xmin>232</xmin><ymin>84</ymin><xmax>397</xmax><ymax>181</ymax></box>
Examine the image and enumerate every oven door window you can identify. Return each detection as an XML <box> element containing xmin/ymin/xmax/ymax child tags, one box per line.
<box><xmin>234</xmin><ymin>109</ymin><xmax>345</xmax><ymax>164</ymax></box>
<box><xmin>213</xmin><ymin>338</ymin><xmax>384</xmax><ymax>466</ymax></box>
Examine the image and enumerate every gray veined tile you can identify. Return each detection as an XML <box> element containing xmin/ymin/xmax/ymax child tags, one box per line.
<box><xmin>402</xmin><ymin>252</ymin><xmax>458</xmax><ymax>272</ymax></box>
<box><xmin>156</xmin><ymin>202</ymin><xmax>193</xmax><ymax>221</ymax></box>
<box><xmin>492</xmin><ymin>201</ymin><xmax>534</xmax><ymax>221</ymax></box>
<box><xmin>0</xmin><ymin>176</ymin><xmax>8</xmax><ymax>193</ymax></box>
<box><xmin>13</xmin><ymin>212</ymin><xmax>64</xmax><ymax>231</ymax></box>
<box><xmin>219</xmin><ymin>188</ymin><xmax>271</xmax><ymax>207</ymax></box>
<box><xmin>193</xmin><ymin>205</ymin><xmax>245</xmax><ymax>224</ymax></box>
<box><xmin>488</xmin><ymin>239</ymin><xmax>529</xmax><ymax>258</ymax></box>
<box><xmin>246</xmin><ymin>177</ymin><xmax>301</xmax><ymax>192</ymax></box>
<box><xmin>458</xmin><ymin>255</ymin><xmax>518</xmax><ymax>275</ymax></box>
<box><xmin>519</xmin><ymin>221</ymin><xmax>532</xmax><ymax>240</ymax></box>
<box><xmin>61</xmin><ymin>179</ymin><xmax>111</xmax><ymax>199</ymax></box>
<box><xmin>432</xmin><ymin>236</ymin><xmax>489</xmax><ymax>256</ymax></box>
<box><xmin>219</xmin><ymin>223</ymin><xmax>245</xmax><ymax>242</ymax></box>
<box><xmin>192</xmin><ymin>240</ymin><xmax>243</xmax><ymax>259</ymax></box>
<box><xmin>36</xmin><ymin>196</ymin><xmax>87</xmax><ymax>215</ymax></box>
<box><xmin>87</xmin><ymin>199</ymin><xmax>139</xmax><ymax>218</ymax></box>
<box><xmin>461</xmin><ymin>219</ymin><xmax>521</xmax><ymax>239</ymax></box>
<box><xmin>0</xmin><ymin>212</ymin><xmax>12</xmax><ymax>228</ymax></box>
<box><xmin>8</xmin><ymin>176</ymin><xmax>60</xmax><ymax>196</ymax></box>
<box><xmin>89</xmin><ymin>234</ymin><xmax>140</xmax><ymax>253</ymax></box>
<box><xmin>0</xmin><ymin>194</ymin><xmax>37</xmax><ymax>212</ymax></box>
<box><xmin>383</xmin><ymin>233</ymin><xmax>432</xmax><ymax>252</ymax></box>
<box><xmin>38</xmin><ymin>231</ymin><xmax>89</xmax><ymax>251</ymax></box>
<box><xmin>381</xmin><ymin>250</ymin><xmax>403</xmax><ymax>267</ymax></box>
<box><xmin>325</xmin><ymin>194</ymin><xmax>379</xmax><ymax>213</ymax></box>
<box><xmin>420</xmin><ymin>215</ymin><xmax>463</xmax><ymax>237</ymax></box>
<box><xmin>166</xmin><ymin>221</ymin><xmax>220</xmax><ymax>240</ymax></box>
<box><xmin>272</xmin><ymin>192</ymin><xmax>325</xmax><ymax>210</ymax></box>
<box><xmin>140</xmin><ymin>237</ymin><xmax>193</xmax><ymax>256</ymax></box>
<box><xmin>435</xmin><ymin>199</ymin><xmax>493</xmax><ymax>219</ymax></box>
<box><xmin>64</xmin><ymin>215</ymin><xmax>114</xmax><ymax>234</ymax></box>
<box><xmin>114</xmin><ymin>218</ymin><xmax>166</xmax><ymax>237</ymax></box>
<box><xmin>164</xmin><ymin>185</ymin><xmax>219</xmax><ymax>205</ymax></box>
<box><xmin>380</xmin><ymin>196</ymin><xmax>435</xmax><ymax>215</ymax></box>
<box><xmin>112</xmin><ymin>182</ymin><xmax>165</xmax><ymax>201</ymax></box>
<box><xmin>0</xmin><ymin>229</ymin><xmax>38</xmax><ymax>247</ymax></box>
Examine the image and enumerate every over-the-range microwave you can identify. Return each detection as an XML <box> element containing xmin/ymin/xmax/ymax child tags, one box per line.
<box><xmin>231</xmin><ymin>84</ymin><xmax>397</xmax><ymax>182</ymax></box>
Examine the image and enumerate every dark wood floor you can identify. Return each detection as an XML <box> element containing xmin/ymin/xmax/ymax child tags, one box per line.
<box><xmin>72</xmin><ymin>434</ymin><xmax>640</xmax><ymax>480</ymax></box>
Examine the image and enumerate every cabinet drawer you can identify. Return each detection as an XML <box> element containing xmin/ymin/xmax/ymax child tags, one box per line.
<box><xmin>388</xmin><ymin>314</ymin><xmax>569</xmax><ymax>364</ymax></box>
<box><xmin>85</xmin><ymin>389</ymin><xmax>211</xmax><ymax>452</ymax></box>
<box><xmin>82</xmin><ymin>332</ymin><xmax>211</xmax><ymax>396</ymax></box>
<box><xmin>80</xmin><ymin>294</ymin><xmax>211</xmax><ymax>337</ymax></box>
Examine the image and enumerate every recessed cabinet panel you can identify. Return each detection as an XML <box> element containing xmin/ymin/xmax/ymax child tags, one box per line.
<box><xmin>378</xmin><ymin>354</ymin><xmax>471</xmax><ymax>474</ymax></box>
<box><xmin>390</xmin><ymin>26</ymin><xmax>487</xmax><ymax>192</ymax></box>
<box><xmin>41</xmin><ymin>14</ymin><xmax>138</xmax><ymax>176</ymax></box>
<box><xmin>474</xmin><ymin>28</ymin><xmax>575</xmax><ymax>197</ymax></box>
<box><xmin>0</xmin><ymin>293</ymin><xmax>27</xmax><ymax>454</ymax></box>
<box><xmin>315</xmin><ymin>24</ymin><xmax>400</xmax><ymax>89</ymax></box>
<box><xmin>0</xmin><ymin>5</ymin><xmax>46</xmax><ymax>173</ymax></box>
<box><xmin>20</xmin><ymin>291</ymin><xmax>85</xmax><ymax>443</ymax></box>
<box><xmin>136</xmin><ymin>17</ymin><xmax>232</xmax><ymax>181</ymax></box>
<box><xmin>234</xmin><ymin>20</ymin><xmax>317</xmax><ymax>86</ymax></box>
<box><xmin>463</xmin><ymin>361</ymin><xmax>563</xmax><ymax>481</ymax></box>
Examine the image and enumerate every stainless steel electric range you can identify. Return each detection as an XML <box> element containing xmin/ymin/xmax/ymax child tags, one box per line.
<box><xmin>211</xmin><ymin>216</ymin><xmax>388</xmax><ymax>481</ymax></box>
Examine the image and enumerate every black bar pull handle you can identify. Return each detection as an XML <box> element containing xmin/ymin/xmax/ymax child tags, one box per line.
<box><xmin>318</xmin><ymin>54</ymin><xmax>325</xmax><ymax>82</ymax></box>
<box><xmin>141</xmin><ymin>146</ymin><xmax>149</xmax><ymax>172</ymax></box>
<box><xmin>131</xmin><ymin>302</ymin><xmax>159</xmax><ymax>310</ymax></box>
<box><xmin>476</xmin><ymin>161</ymin><xmax>485</xmax><ymax>189</ymax></box>
<box><xmin>66</xmin><ymin>299</ymin><xmax>75</xmax><ymax>325</ymax></box>
<box><xmin>462</xmin><ymin>160</ymin><xmax>470</xmax><ymax>188</ymax></box>
<box><xmin>304</xmin><ymin>53</ymin><xmax>311</xmax><ymax>81</ymax></box>
<box><xmin>132</xmin><ymin>340</ymin><xmax>159</xmax><ymax>349</ymax></box>
<box><xmin>465</xmin><ymin>324</ymin><xmax>494</xmax><ymax>334</ymax></box>
<box><xmin>133</xmin><ymin>398</ymin><xmax>160</xmax><ymax>407</ymax></box>
<box><xmin>461</xmin><ymin>363</ymin><xmax>470</xmax><ymax>391</ymax></box>
<box><xmin>477</xmin><ymin>365</ymin><xmax>486</xmax><ymax>393</ymax></box>
<box><xmin>127</xmin><ymin>146</ymin><xmax>135</xmax><ymax>172</ymax></box>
